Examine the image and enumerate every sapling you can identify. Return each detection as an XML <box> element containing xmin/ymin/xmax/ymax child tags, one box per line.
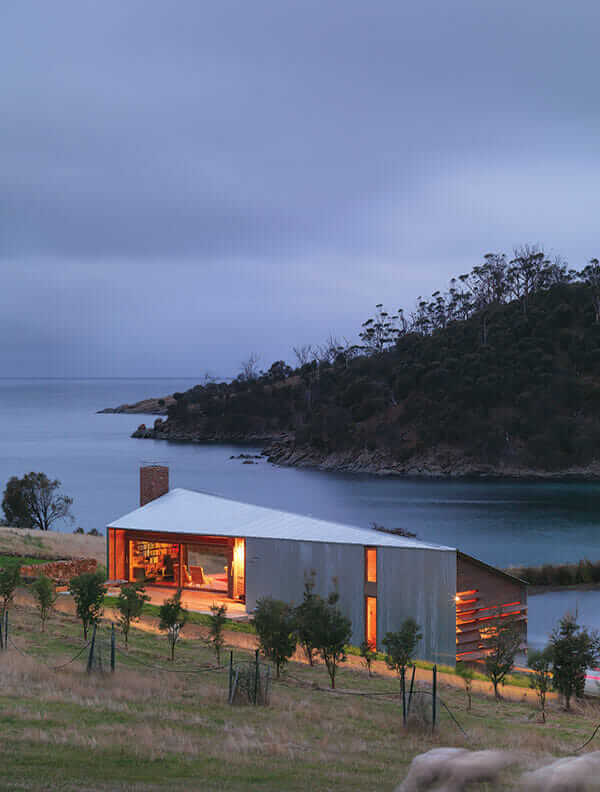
<box><xmin>528</xmin><ymin>648</ymin><xmax>553</xmax><ymax>722</ymax></box>
<box><xmin>360</xmin><ymin>640</ymin><xmax>377</xmax><ymax>677</ymax></box>
<box><xmin>207</xmin><ymin>602</ymin><xmax>227</xmax><ymax>665</ymax></box>
<box><xmin>31</xmin><ymin>574</ymin><xmax>57</xmax><ymax>632</ymax></box>
<box><xmin>455</xmin><ymin>661</ymin><xmax>475</xmax><ymax>711</ymax></box>
<box><xmin>116</xmin><ymin>583</ymin><xmax>149</xmax><ymax>647</ymax></box>
<box><xmin>159</xmin><ymin>589</ymin><xmax>187</xmax><ymax>661</ymax></box>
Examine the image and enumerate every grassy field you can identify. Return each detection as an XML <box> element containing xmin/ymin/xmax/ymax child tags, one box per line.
<box><xmin>3</xmin><ymin>593</ymin><xmax>600</xmax><ymax>792</ymax></box>
<box><xmin>0</xmin><ymin>526</ymin><xmax>106</xmax><ymax>565</ymax></box>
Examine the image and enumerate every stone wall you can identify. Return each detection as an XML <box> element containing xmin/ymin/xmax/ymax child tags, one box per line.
<box><xmin>20</xmin><ymin>558</ymin><xmax>98</xmax><ymax>583</ymax></box>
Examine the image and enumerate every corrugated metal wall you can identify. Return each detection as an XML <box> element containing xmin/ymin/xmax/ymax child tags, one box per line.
<box><xmin>246</xmin><ymin>537</ymin><xmax>365</xmax><ymax>646</ymax></box>
<box><xmin>378</xmin><ymin>547</ymin><xmax>457</xmax><ymax>666</ymax></box>
<box><xmin>246</xmin><ymin>537</ymin><xmax>457</xmax><ymax>664</ymax></box>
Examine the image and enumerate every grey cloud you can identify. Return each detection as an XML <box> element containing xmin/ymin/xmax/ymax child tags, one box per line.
<box><xmin>2</xmin><ymin>0</ymin><xmax>600</xmax><ymax>375</ymax></box>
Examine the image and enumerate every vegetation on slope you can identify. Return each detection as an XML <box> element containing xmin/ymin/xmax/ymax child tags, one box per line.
<box><xmin>142</xmin><ymin>248</ymin><xmax>600</xmax><ymax>473</ymax></box>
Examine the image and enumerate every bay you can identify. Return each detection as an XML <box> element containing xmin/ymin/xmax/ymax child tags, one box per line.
<box><xmin>1</xmin><ymin>378</ymin><xmax>599</xmax><ymax>644</ymax></box>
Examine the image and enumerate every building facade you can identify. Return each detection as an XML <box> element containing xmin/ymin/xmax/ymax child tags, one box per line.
<box><xmin>107</xmin><ymin>466</ymin><xmax>526</xmax><ymax>666</ymax></box>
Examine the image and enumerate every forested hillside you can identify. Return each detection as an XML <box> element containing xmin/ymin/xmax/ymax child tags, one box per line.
<box><xmin>136</xmin><ymin>249</ymin><xmax>600</xmax><ymax>475</ymax></box>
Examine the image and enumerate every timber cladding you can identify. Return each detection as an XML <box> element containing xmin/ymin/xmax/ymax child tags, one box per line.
<box><xmin>456</xmin><ymin>551</ymin><xmax>527</xmax><ymax>662</ymax></box>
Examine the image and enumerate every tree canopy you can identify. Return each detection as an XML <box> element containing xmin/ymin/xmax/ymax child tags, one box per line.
<box><xmin>148</xmin><ymin>246</ymin><xmax>600</xmax><ymax>473</ymax></box>
<box><xmin>2</xmin><ymin>473</ymin><xmax>73</xmax><ymax>531</ymax></box>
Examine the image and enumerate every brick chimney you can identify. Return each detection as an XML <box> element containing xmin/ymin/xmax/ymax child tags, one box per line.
<box><xmin>140</xmin><ymin>465</ymin><xmax>169</xmax><ymax>506</ymax></box>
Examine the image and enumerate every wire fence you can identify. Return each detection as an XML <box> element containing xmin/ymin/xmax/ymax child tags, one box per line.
<box><xmin>9</xmin><ymin>608</ymin><xmax>600</xmax><ymax>753</ymax></box>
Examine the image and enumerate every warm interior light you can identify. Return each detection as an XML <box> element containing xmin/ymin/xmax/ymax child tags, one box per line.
<box><xmin>233</xmin><ymin>540</ymin><xmax>245</xmax><ymax>568</ymax></box>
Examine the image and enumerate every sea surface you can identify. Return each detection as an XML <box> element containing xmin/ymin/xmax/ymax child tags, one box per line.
<box><xmin>1</xmin><ymin>378</ymin><xmax>599</xmax><ymax>641</ymax></box>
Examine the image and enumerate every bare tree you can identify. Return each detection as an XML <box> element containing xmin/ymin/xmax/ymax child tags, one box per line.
<box><xmin>316</xmin><ymin>334</ymin><xmax>344</xmax><ymax>364</ymax></box>
<box><xmin>238</xmin><ymin>353</ymin><xmax>260</xmax><ymax>382</ymax></box>
<box><xmin>292</xmin><ymin>344</ymin><xmax>315</xmax><ymax>367</ymax></box>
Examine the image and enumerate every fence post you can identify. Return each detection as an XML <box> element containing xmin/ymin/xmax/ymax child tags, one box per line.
<box><xmin>432</xmin><ymin>664</ymin><xmax>437</xmax><ymax>733</ymax></box>
<box><xmin>87</xmin><ymin>624</ymin><xmax>97</xmax><ymax>673</ymax></box>
<box><xmin>401</xmin><ymin>666</ymin><xmax>406</xmax><ymax>726</ymax></box>
<box><xmin>110</xmin><ymin>623</ymin><xmax>115</xmax><ymax>672</ymax></box>
<box><xmin>228</xmin><ymin>651</ymin><xmax>233</xmax><ymax>702</ymax></box>
<box><xmin>253</xmin><ymin>649</ymin><xmax>260</xmax><ymax>705</ymax></box>
<box><xmin>0</xmin><ymin>611</ymin><xmax>3</xmax><ymax>651</ymax></box>
<box><xmin>407</xmin><ymin>664</ymin><xmax>416</xmax><ymax>717</ymax></box>
<box><xmin>4</xmin><ymin>610</ymin><xmax>8</xmax><ymax>651</ymax></box>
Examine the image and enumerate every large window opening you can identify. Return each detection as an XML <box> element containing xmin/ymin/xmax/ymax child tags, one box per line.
<box><xmin>125</xmin><ymin>535</ymin><xmax>245</xmax><ymax>601</ymax></box>
<box><xmin>181</xmin><ymin>544</ymin><xmax>229</xmax><ymax>593</ymax></box>
<box><xmin>366</xmin><ymin>596</ymin><xmax>377</xmax><ymax>648</ymax></box>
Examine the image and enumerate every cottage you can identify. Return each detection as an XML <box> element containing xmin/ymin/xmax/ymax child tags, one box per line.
<box><xmin>107</xmin><ymin>466</ymin><xmax>526</xmax><ymax>665</ymax></box>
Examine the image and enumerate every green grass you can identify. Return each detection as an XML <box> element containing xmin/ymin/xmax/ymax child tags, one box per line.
<box><xmin>0</xmin><ymin>554</ymin><xmax>50</xmax><ymax>567</ymax></box>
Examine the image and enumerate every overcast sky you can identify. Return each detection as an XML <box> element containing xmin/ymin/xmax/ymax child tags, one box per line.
<box><xmin>2</xmin><ymin>1</ymin><xmax>600</xmax><ymax>378</ymax></box>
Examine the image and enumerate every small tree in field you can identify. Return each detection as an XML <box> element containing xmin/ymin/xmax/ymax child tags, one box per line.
<box><xmin>481</xmin><ymin>614</ymin><xmax>522</xmax><ymax>701</ymax></box>
<box><xmin>383</xmin><ymin>618</ymin><xmax>422</xmax><ymax>719</ymax></box>
<box><xmin>383</xmin><ymin>618</ymin><xmax>422</xmax><ymax>680</ymax></box>
<box><xmin>528</xmin><ymin>648</ymin><xmax>553</xmax><ymax>722</ymax></box>
<box><xmin>31</xmin><ymin>574</ymin><xmax>57</xmax><ymax>632</ymax></box>
<box><xmin>550</xmin><ymin>614</ymin><xmax>600</xmax><ymax>710</ymax></box>
<box><xmin>2</xmin><ymin>473</ymin><xmax>73</xmax><ymax>531</ymax></box>
<box><xmin>116</xmin><ymin>583</ymin><xmax>149</xmax><ymax>647</ymax></box>
<box><xmin>455</xmin><ymin>661</ymin><xmax>475</xmax><ymax>712</ymax></box>
<box><xmin>207</xmin><ymin>602</ymin><xmax>227</xmax><ymax>665</ymax></box>
<box><xmin>360</xmin><ymin>640</ymin><xmax>377</xmax><ymax>677</ymax></box>
<box><xmin>0</xmin><ymin>560</ymin><xmax>21</xmax><ymax>620</ymax></box>
<box><xmin>312</xmin><ymin>591</ymin><xmax>353</xmax><ymax>689</ymax></box>
<box><xmin>159</xmin><ymin>589</ymin><xmax>187</xmax><ymax>661</ymax></box>
<box><xmin>69</xmin><ymin>572</ymin><xmax>106</xmax><ymax>640</ymax></box>
<box><xmin>253</xmin><ymin>597</ymin><xmax>297</xmax><ymax>678</ymax></box>
<box><xmin>294</xmin><ymin>574</ymin><xmax>319</xmax><ymax>666</ymax></box>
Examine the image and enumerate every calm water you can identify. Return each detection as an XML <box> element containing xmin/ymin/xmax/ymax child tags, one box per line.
<box><xmin>1</xmin><ymin>378</ymin><xmax>599</xmax><ymax>640</ymax></box>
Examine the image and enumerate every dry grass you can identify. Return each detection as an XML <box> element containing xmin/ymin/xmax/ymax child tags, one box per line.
<box><xmin>3</xmin><ymin>596</ymin><xmax>600</xmax><ymax>791</ymax></box>
<box><xmin>0</xmin><ymin>525</ymin><xmax>106</xmax><ymax>565</ymax></box>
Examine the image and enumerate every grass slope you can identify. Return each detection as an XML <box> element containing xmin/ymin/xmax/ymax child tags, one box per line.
<box><xmin>3</xmin><ymin>594</ymin><xmax>600</xmax><ymax>791</ymax></box>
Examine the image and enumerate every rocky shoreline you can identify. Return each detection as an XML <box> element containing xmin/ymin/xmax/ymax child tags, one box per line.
<box><xmin>125</xmin><ymin>422</ymin><xmax>600</xmax><ymax>480</ymax></box>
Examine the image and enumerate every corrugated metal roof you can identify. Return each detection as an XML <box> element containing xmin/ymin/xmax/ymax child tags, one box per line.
<box><xmin>108</xmin><ymin>488</ymin><xmax>454</xmax><ymax>551</ymax></box>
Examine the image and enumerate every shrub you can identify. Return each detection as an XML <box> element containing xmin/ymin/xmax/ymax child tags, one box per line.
<box><xmin>360</xmin><ymin>640</ymin><xmax>377</xmax><ymax>677</ymax></box>
<box><xmin>455</xmin><ymin>661</ymin><xmax>475</xmax><ymax>711</ymax></box>
<box><xmin>253</xmin><ymin>597</ymin><xmax>296</xmax><ymax>678</ymax></box>
<box><xmin>0</xmin><ymin>560</ymin><xmax>21</xmax><ymax>619</ymax></box>
<box><xmin>528</xmin><ymin>648</ymin><xmax>553</xmax><ymax>722</ymax></box>
<box><xmin>294</xmin><ymin>574</ymin><xmax>319</xmax><ymax>665</ymax></box>
<box><xmin>383</xmin><ymin>619</ymin><xmax>423</xmax><ymax>679</ymax></box>
<box><xmin>116</xmin><ymin>583</ymin><xmax>149</xmax><ymax>647</ymax></box>
<box><xmin>311</xmin><ymin>590</ymin><xmax>353</xmax><ymax>689</ymax></box>
<box><xmin>69</xmin><ymin>571</ymin><xmax>106</xmax><ymax>640</ymax></box>
<box><xmin>31</xmin><ymin>574</ymin><xmax>56</xmax><ymax>632</ymax></box>
<box><xmin>159</xmin><ymin>589</ymin><xmax>187</xmax><ymax>661</ymax></box>
<box><xmin>207</xmin><ymin>602</ymin><xmax>227</xmax><ymax>666</ymax></box>
<box><xmin>550</xmin><ymin>614</ymin><xmax>600</xmax><ymax>709</ymax></box>
<box><xmin>481</xmin><ymin>614</ymin><xmax>523</xmax><ymax>700</ymax></box>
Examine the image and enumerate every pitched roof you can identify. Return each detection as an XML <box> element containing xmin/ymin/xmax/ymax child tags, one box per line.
<box><xmin>108</xmin><ymin>487</ymin><xmax>453</xmax><ymax>551</ymax></box>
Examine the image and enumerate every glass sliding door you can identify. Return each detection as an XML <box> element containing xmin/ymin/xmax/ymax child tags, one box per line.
<box><xmin>181</xmin><ymin>543</ymin><xmax>230</xmax><ymax>593</ymax></box>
